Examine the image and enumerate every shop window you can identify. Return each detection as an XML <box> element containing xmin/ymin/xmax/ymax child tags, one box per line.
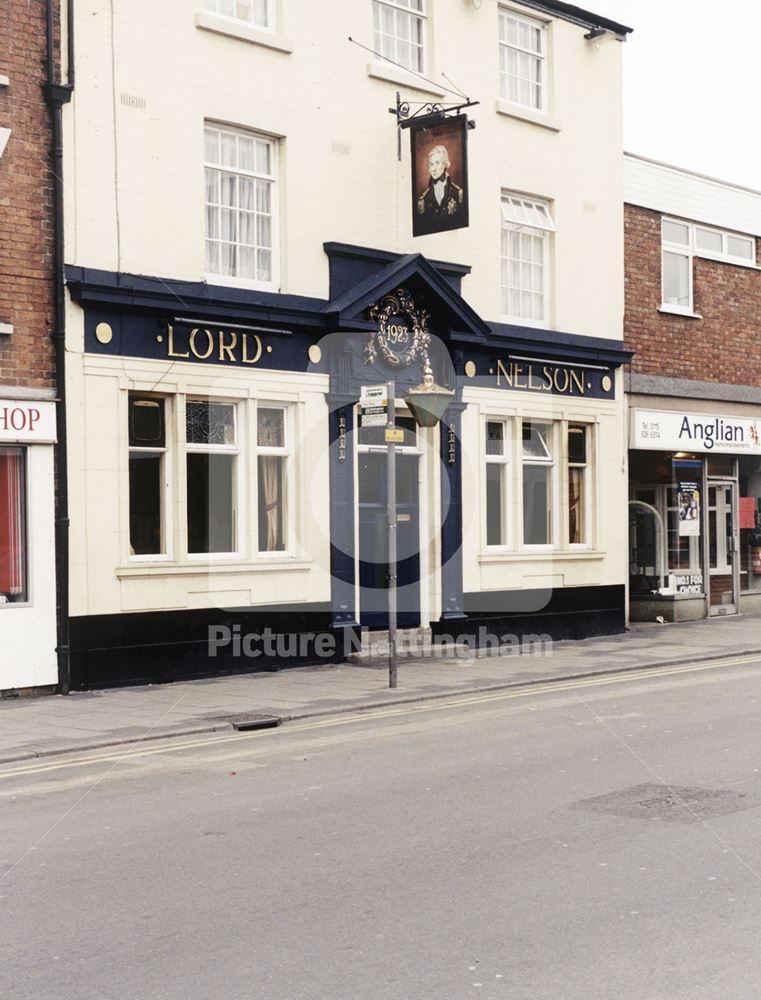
<box><xmin>485</xmin><ymin>419</ymin><xmax>509</xmax><ymax>547</ymax></box>
<box><xmin>522</xmin><ymin>420</ymin><xmax>553</xmax><ymax>546</ymax></box>
<box><xmin>568</xmin><ymin>425</ymin><xmax>588</xmax><ymax>545</ymax></box>
<box><xmin>128</xmin><ymin>396</ymin><xmax>168</xmax><ymax>557</ymax></box>
<box><xmin>501</xmin><ymin>194</ymin><xmax>554</xmax><ymax>325</ymax></box>
<box><xmin>204</xmin><ymin>123</ymin><xmax>277</xmax><ymax>286</ymax></box>
<box><xmin>203</xmin><ymin>0</ymin><xmax>271</xmax><ymax>30</ymax></box>
<box><xmin>186</xmin><ymin>400</ymin><xmax>239</xmax><ymax>554</ymax></box>
<box><xmin>498</xmin><ymin>9</ymin><xmax>547</xmax><ymax>112</ymax></box>
<box><xmin>0</xmin><ymin>447</ymin><xmax>27</xmax><ymax>604</ymax></box>
<box><xmin>373</xmin><ymin>0</ymin><xmax>426</xmax><ymax>73</ymax></box>
<box><xmin>257</xmin><ymin>406</ymin><xmax>289</xmax><ymax>552</ymax></box>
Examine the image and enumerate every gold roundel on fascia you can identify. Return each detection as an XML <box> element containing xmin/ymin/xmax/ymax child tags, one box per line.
<box><xmin>95</xmin><ymin>322</ymin><xmax>113</xmax><ymax>345</ymax></box>
<box><xmin>464</xmin><ymin>360</ymin><xmax>477</xmax><ymax>378</ymax></box>
<box><xmin>308</xmin><ymin>344</ymin><xmax>322</xmax><ymax>364</ymax></box>
<box><xmin>601</xmin><ymin>374</ymin><xmax>613</xmax><ymax>393</ymax></box>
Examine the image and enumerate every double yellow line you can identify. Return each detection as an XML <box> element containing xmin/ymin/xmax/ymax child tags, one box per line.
<box><xmin>1</xmin><ymin>653</ymin><xmax>759</xmax><ymax>781</ymax></box>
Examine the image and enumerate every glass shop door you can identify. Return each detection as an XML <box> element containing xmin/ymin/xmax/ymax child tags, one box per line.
<box><xmin>707</xmin><ymin>481</ymin><xmax>738</xmax><ymax>615</ymax></box>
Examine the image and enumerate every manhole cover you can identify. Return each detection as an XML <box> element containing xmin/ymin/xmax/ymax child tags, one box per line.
<box><xmin>571</xmin><ymin>782</ymin><xmax>759</xmax><ymax>824</ymax></box>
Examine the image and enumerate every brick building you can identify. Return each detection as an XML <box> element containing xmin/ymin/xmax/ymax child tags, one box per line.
<box><xmin>624</xmin><ymin>153</ymin><xmax>761</xmax><ymax>622</ymax></box>
<box><xmin>0</xmin><ymin>0</ymin><xmax>62</xmax><ymax>691</ymax></box>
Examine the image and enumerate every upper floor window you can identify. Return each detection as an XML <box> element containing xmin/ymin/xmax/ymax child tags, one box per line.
<box><xmin>204</xmin><ymin>123</ymin><xmax>277</xmax><ymax>287</ymax></box>
<box><xmin>501</xmin><ymin>194</ymin><xmax>555</xmax><ymax>325</ymax></box>
<box><xmin>373</xmin><ymin>0</ymin><xmax>425</xmax><ymax>74</ymax></box>
<box><xmin>499</xmin><ymin>9</ymin><xmax>547</xmax><ymax>111</ymax></box>
<box><xmin>661</xmin><ymin>217</ymin><xmax>756</xmax><ymax>315</ymax></box>
<box><xmin>203</xmin><ymin>0</ymin><xmax>271</xmax><ymax>30</ymax></box>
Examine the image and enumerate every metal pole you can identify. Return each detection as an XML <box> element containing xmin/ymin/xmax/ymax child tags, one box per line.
<box><xmin>387</xmin><ymin>382</ymin><xmax>397</xmax><ymax>688</ymax></box>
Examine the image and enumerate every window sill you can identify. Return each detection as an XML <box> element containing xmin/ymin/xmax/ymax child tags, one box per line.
<box><xmin>366</xmin><ymin>61</ymin><xmax>445</xmax><ymax>98</ymax></box>
<box><xmin>116</xmin><ymin>558</ymin><xmax>313</xmax><ymax>578</ymax></box>
<box><xmin>500</xmin><ymin>315</ymin><xmax>550</xmax><ymax>329</ymax></box>
<box><xmin>205</xmin><ymin>272</ymin><xmax>279</xmax><ymax>293</ymax></box>
<box><xmin>658</xmin><ymin>306</ymin><xmax>703</xmax><ymax>319</ymax></box>
<box><xmin>495</xmin><ymin>99</ymin><xmax>561</xmax><ymax>132</ymax></box>
<box><xmin>195</xmin><ymin>12</ymin><xmax>294</xmax><ymax>53</ymax></box>
<box><xmin>478</xmin><ymin>550</ymin><xmax>606</xmax><ymax>563</ymax></box>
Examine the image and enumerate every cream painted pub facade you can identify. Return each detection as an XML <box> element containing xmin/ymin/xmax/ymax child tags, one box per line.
<box><xmin>62</xmin><ymin>0</ymin><xmax>632</xmax><ymax>686</ymax></box>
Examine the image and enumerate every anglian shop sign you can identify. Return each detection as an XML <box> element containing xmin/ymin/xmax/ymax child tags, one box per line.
<box><xmin>632</xmin><ymin>409</ymin><xmax>761</xmax><ymax>454</ymax></box>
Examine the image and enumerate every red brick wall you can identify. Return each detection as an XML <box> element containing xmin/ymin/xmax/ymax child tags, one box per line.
<box><xmin>0</xmin><ymin>1</ymin><xmax>56</xmax><ymax>389</ymax></box>
<box><xmin>624</xmin><ymin>203</ymin><xmax>761</xmax><ymax>384</ymax></box>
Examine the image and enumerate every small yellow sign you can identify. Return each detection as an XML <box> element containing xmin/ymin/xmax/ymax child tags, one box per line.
<box><xmin>385</xmin><ymin>428</ymin><xmax>405</xmax><ymax>443</ymax></box>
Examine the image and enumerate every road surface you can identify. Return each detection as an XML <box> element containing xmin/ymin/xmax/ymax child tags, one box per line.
<box><xmin>3</xmin><ymin>656</ymin><xmax>761</xmax><ymax>999</ymax></box>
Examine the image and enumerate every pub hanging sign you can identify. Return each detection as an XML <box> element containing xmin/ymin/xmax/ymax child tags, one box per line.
<box><xmin>411</xmin><ymin>115</ymin><xmax>469</xmax><ymax>238</ymax></box>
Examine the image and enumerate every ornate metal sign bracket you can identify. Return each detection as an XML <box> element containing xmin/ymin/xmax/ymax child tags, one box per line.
<box><xmin>389</xmin><ymin>91</ymin><xmax>479</xmax><ymax>160</ymax></box>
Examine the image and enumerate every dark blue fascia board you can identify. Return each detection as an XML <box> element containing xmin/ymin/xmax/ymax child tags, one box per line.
<box><xmin>65</xmin><ymin>266</ymin><xmax>331</xmax><ymax>332</ymax></box>
<box><xmin>65</xmin><ymin>265</ymin><xmax>632</xmax><ymax>366</ymax></box>
<box><xmin>518</xmin><ymin>0</ymin><xmax>632</xmax><ymax>35</ymax></box>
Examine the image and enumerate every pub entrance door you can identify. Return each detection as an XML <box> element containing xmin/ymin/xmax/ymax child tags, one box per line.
<box><xmin>357</xmin><ymin>416</ymin><xmax>421</xmax><ymax>629</ymax></box>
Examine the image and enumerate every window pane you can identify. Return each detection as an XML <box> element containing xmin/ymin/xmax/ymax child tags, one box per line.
<box><xmin>695</xmin><ymin>227</ymin><xmax>722</xmax><ymax>253</ymax></box>
<box><xmin>568</xmin><ymin>426</ymin><xmax>586</xmax><ymax>465</ymax></box>
<box><xmin>129</xmin><ymin>452</ymin><xmax>163</xmax><ymax>555</ymax></box>
<box><xmin>258</xmin><ymin>455</ymin><xmax>286</xmax><ymax>551</ymax></box>
<box><xmin>186</xmin><ymin>401</ymin><xmax>236</xmax><ymax>446</ymax></box>
<box><xmin>522</xmin><ymin>421</ymin><xmax>551</xmax><ymax>459</ymax></box>
<box><xmin>486</xmin><ymin>421</ymin><xmax>504</xmax><ymax>456</ymax></box>
<box><xmin>486</xmin><ymin>463</ymin><xmax>504</xmax><ymax>546</ymax></box>
<box><xmin>187</xmin><ymin>453</ymin><xmax>235</xmax><ymax>553</ymax></box>
<box><xmin>662</xmin><ymin>251</ymin><xmax>690</xmax><ymax>307</ymax></box>
<box><xmin>258</xmin><ymin>407</ymin><xmax>285</xmax><ymax>447</ymax></box>
<box><xmin>523</xmin><ymin>465</ymin><xmax>551</xmax><ymax>545</ymax></box>
<box><xmin>129</xmin><ymin>397</ymin><xmax>165</xmax><ymax>447</ymax></box>
<box><xmin>0</xmin><ymin>447</ymin><xmax>26</xmax><ymax>603</ymax></box>
<box><xmin>662</xmin><ymin>220</ymin><xmax>689</xmax><ymax>245</ymax></box>
<box><xmin>727</xmin><ymin>235</ymin><xmax>753</xmax><ymax>259</ymax></box>
<box><xmin>568</xmin><ymin>467</ymin><xmax>585</xmax><ymax>544</ymax></box>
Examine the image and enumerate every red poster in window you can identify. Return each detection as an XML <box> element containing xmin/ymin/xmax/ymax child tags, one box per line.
<box><xmin>739</xmin><ymin>496</ymin><xmax>757</xmax><ymax>530</ymax></box>
<box><xmin>0</xmin><ymin>449</ymin><xmax>24</xmax><ymax>595</ymax></box>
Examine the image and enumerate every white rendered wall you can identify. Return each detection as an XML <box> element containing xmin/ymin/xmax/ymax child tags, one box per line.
<box><xmin>64</xmin><ymin>0</ymin><xmax>625</xmax><ymax>341</ymax></box>
<box><xmin>0</xmin><ymin>445</ymin><xmax>58</xmax><ymax>690</ymax></box>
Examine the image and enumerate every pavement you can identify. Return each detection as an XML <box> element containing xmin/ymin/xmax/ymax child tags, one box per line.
<box><xmin>3</xmin><ymin>615</ymin><xmax>761</xmax><ymax>764</ymax></box>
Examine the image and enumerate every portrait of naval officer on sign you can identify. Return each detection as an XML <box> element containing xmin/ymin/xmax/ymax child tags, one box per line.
<box><xmin>411</xmin><ymin>115</ymin><xmax>470</xmax><ymax>237</ymax></box>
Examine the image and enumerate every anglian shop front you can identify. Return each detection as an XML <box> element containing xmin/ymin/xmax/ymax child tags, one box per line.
<box><xmin>65</xmin><ymin>247</ymin><xmax>631</xmax><ymax>688</ymax></box>
<box><xmin>629</xmin><ymin>400</ymin><xmax>761</xmax><ymax>622</ymax></box>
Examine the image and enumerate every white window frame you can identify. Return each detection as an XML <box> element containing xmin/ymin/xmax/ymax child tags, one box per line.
<box><xmin>202</xmin><ymin>0</ymin><xmax>273</xmax><ymax>32</ymax></box>
<box><xmin>501</xmin><ymin>193</ymin><xmax>555</xmax><ymax>327</ymax></box>
<box><xmin>204</xmin><ymin>122</ymin><xmax>279</xmax><ymax>291</ymax></box>
<box><xmin>255</xmin><ymin>402</ymin><xmax>294</xmax><ymax>556</ymax></box>
<box><xmin>661</xmin><ymin>216</ymin><xmax>757</xmax><ymax>315</ymax></box>
<box><xmin>498</xmin><ymin>8</ymin><xmax>548</xmax><ymax>113</ymax></box>
<box><xmin>127</xmin><ymin>395</ymin><xmax>173</xmax><ymax>563</ymax></box>
<box><xmin>372</xmin><ymin>0</ymin><xmax>426</xmax><ymax>75</ymax></box>
<box><xmin>521</xmin><ymin>419</ymin><xmax>556</xmax><ymax>550</ymax></box>
<box><xmin>185</xmin><ymin>397</ymin><xmax>244</xmax><ymax>559</ymax></box>
<box><xmin>484</xmin><ymin>417</ymin><xmax>512</xmax><ymax>550</ymax></box>
<box><xmin>567</xmin><ymin>422</ymin><xmax>591</xmax><ymax>549</ymax></box>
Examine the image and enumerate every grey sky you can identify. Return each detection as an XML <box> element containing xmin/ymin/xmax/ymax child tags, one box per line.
<box><xmin>596</xmin><ymin>0</ymin><xmax>759</xmax><ymax>189</ymax></box>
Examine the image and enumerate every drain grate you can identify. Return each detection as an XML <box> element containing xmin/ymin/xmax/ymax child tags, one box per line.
<box><xmin>230</xmin><ymin>714</ymin><xmax>281</xmax><ymax>732</ymax></box>
<box><xmin>571</xmin><ymin>782</ymin><xmax>760</xmax><ymax>824</ymax></box>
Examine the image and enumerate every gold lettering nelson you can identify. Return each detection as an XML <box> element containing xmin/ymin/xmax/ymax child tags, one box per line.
<box><xmin>165</xmin><ymin>324</ymin><xmax>264</xmax><ymax>366</ymax></box>
<box><xmin>496</xmin><ymin>359</ymin><xmax>586</xmax><ymax>396</ymax></box>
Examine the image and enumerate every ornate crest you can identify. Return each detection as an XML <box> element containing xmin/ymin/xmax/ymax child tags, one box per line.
<box><xmin>365</xmin><ymin>289</ymin><xmax>431</xmax><ymax>368</ymax></box>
